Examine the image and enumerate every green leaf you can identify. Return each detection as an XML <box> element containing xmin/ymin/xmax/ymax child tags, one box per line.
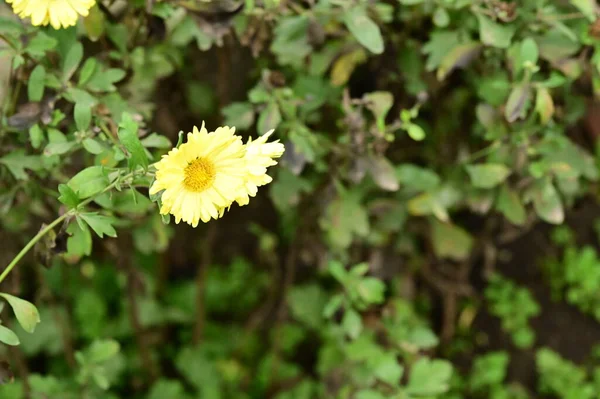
<box><xmin>520</xmin><ymin>38</ymin><xmax>539</xmax><ymax>66</ymax></box>
<box><xmin>477</xmin><ymin>15</ymin><xmax>516</xmax><ymax>49</ymax></box>
<box><xmin>85</xmin><ymin>339</ymin><xmax>120</xmax><ymax>363</ymax></box>
<box><xmin>28</xmin><ymin>65</ymin><xmax>46</xmax><ymax>102</ymax></box>
<box><xmin>406</xmin><ymin>358</ymin><xmax>453</xmax><ymax>396</ymax></box>
<box><xmin>342</xmin><ymin>309</ymin><xmax>362</xmax><ymax>339</ymax></box>
<box><xmin>62</xmin><ymin>42</ymin><xmax>83</xmax><ymax>82</ymax></box>
<box><xmin>343</xmin><ymin>6</ymin><xmax>384</xmax><ymax>54</ymax></box>
<box><xmin>0</xmin><ymin>324</ymin><xmax>20</xmax><ymax>346</ymax></box>
<box><xmin>82</xmin><ymin>138</ymin><xmax>105</xmax><ymax>155</ymax></box>
<box><xmin>74</xmin><ymin>102</ymin><xmax>92</xmax><ymax>132</ymax></box>
<box><xmin>355</xmin><ymin>390</ymin><xmax>386</xmax><ymax>399</ymax></box>
<box><xmin>436</xmin><ymin>42</ymin><xmax>482</xmax><ymax>80</ymax></box>
<box><xmin>364</xmin><ymin>91</ymin><xmax>393</xmax><ymax>130</ymax></box>
<box><xmin>0</xmin><ymin>151</ymin><xmax>43</xmax><ymax>180</ymax></box>
<box><xmin>531</xmin><ymin>180</ymin><xmax>564</xmax><ymax>224</ymax></box>
<box><xmin>67</xmin><ymin>166</ymin><xmax>109</xmax><ymax>198</ymax></box>
<box><xmin>570</xmin><ymin>0</ymin><xmax>596</xmax><ymax>21</ymax></box>
<box><xmin>288</xmin><ymin>284</ymin><xmax>327</xmax><ymax>329</ymax></box>
<box><xmin>44</xmin><ymin>142</ymin><xmax>76</xmax><ymax>156</ymax></box>
<box><xmin>66</xmin><ymin>222</ymin><xmax>92</xmax><ymax>257</ymax></box>
<box><xmin>222</xmin><ymin>102</ymin><xmax>255</xmax><ymax>130</ymax></box>
<box><xmin>58</xmin><ymin>184</ymin><xmax>80</xmax><ymax>208</ymax></box>
<box><xmin>373</xmin><ymin>353</ymin><xmax>404</xmax><ymax>385</ymax></box>
<box><xmin>496</xmin><ymin>186</ymin><xmax>526</xmax><ymax>225</ymax></box>
<box><xmin>78</xmin><ymin>58</ymin><xmax>97</xmax><ymax>86</ymax></box>
<box><xmin>0</xmin><ymin>294</ymin><xmax>41</xmax><ymax>334</ymax></box>
<box><xmin>466</xmin><ymin>164</ymin><xmax>511</xmax><ymax>189</ymax></box>
<box><xmin>505</xmin><ymin>84</ymin><xmax>531</xmax><ymax>123</ymax></box>
<box><xmin>141</xmin><ymin>133</ymin><xmax>172</xmax><ymax>149</ymax></box>
<box><xmin>406</xmin><ymin>122</ymin><xmax>426</xmax><ymax>141</ymax></box>
<box><xmin>431</xmin><ymin>220</ymin><xmax>474</xmax><ymax>261</ymax></box>
<box><xmin>257</xmin><ymin>101</ymin><xmax>282</xmax><ymax>134</ymax></box>
<box><xmin>367</xmin><ymin>155</ymin><xmax>399</xmax><ymax>191</ymax></box>
<box><xmin>29</xmin><ymin>124</ymin><xmax>44</xmax><ymax>149</ymax></box>
<box><xmin>118</xmin><ymin>113</ymin><xmax>149</xmax><ymax>171</ymax></box>
<box><xmin>83</xmin><ymin>5</ymin><xmax>106</xmax><ymax>41</ymax></box>
<box><xmin>79</xmin><ymin>213</ymin><xmax>117</xmax><ymax>238</ymax></box>
<box><xmin>535</xmin><ymin>87</ymin><xmax>554</xmax><ymax>125</ymax></box>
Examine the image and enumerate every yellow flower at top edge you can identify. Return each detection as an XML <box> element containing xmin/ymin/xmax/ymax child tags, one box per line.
<box><xmin>150</xmin><ymin>124</ymin><xmax>285</xmax><ymax>227</ymax></box>
<box><xmin>6</xmin><ymin>0</ymin><xmax>96</xmax><ymax>30</ymax></box>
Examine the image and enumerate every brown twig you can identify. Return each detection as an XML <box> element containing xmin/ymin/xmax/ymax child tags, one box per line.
<box><xmin>192</xmin><ymin>223</ymin><xmax>217</xmax><ymax>345</ymax></box>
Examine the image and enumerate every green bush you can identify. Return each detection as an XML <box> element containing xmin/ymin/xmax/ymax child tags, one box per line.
<box><xmin>1</xmin><ymin>0</ymin><xmax>600</xmax><ymax>397</ymax></box>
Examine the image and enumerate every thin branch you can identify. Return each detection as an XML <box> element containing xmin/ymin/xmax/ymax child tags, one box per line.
<box><xmin>192</xmin><ymin>223</ymin><xmax>217</xmax><ymax>345</ymax></box>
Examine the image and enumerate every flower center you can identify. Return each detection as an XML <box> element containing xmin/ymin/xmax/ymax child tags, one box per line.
<box><xmin>183</xmin><ymin>158</ymin><xmax>216</xmax><ymax>192</ymax></box>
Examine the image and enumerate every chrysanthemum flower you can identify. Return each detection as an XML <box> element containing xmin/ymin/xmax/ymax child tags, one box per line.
<box><xmin>234</xmin><ymin>130</ymin><xmax>285</xmax><ymax>206</ymax></box>
<box><xmin>149</xmin><ymin>124</ymin><xmax>248</xmax><ymax>227</ymax></box>
<box><xmin>6</xmin><ymin>0</ymin><xmax>95</xmax><ymax>30</ymax></box>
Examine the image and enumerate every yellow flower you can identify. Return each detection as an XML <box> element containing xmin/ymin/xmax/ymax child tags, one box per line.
<box><xmin>149</xmin><ymin>124</ymin><xmax>248</xmax><ymax>227</ymax></box>
<box><xmin>234</xmin><ymin>129</ymin><xmax>286</xmax><ymax>206</ymax></box>
<box><xmin>6</xmin><ymin>0</ymin><xmax>96</xmax><ymax>30</ymax></box>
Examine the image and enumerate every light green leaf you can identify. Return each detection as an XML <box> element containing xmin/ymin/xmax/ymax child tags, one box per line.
<box><xmin>79</xmin><ymin>213</ymin><xmax>117</xmax><ymax>238</ymax></box>
<box><xmin>477</xmin><ymin>15</ymin><xmax>516</xmax><ymax>49</ymax></box>
<box><xmin>141</xmin><ymin>133</ymin><xmax>172</xmax><ymax>149</ymax></box>
<box><xmin>0</xmin><ymin>294</ymin><xmax>40</xmax><ymax>334</ymax></box>
<box><xmin>29</xmin><ymin>124</ymin><xmax>44</xmax><ymax>149</ymax></box>
<box><xmin>407</xmin><ymin>358</ymin><xmax>453</xmax><ymax>396</ymax></box>
<box><xmin>373</xmin><ymin>353</ymin><xmax>404</xmax><ymax>385</ymax></box>
<box><xmin>78</xmin><ymin>58</ymin><xmax>97</xmax><ymax>86</ymax></box>
<box><xmin>28</xmin><ymin>65</ymin><xmax>46</xmax><ymax>102</ymax></box>
<box><xmin>82</xmin><ymin>138</ymin><xmax>105</xmax><ymax>155</ymax></box>
<box><xmin>407</xmin><ymin>122</ymin><xmax>426</xmax><ymax>141</ymax></box>
<box><xmin>118</xmin><ymin>113</ymin><xmax>149</xmax><ymax>171</ymax></box>
<box><xmin>466</xmin><ymin>164</ymin><xmax>511</xmax><ymax>189</ymax></box>
<box><xmin>520</xmin><ymin>38</ymin><xmax>539</xmax><ymax>66</ymax></box>
<box><xmin>570</xmin><ymin>0</ymin><xmax>596</xmax><ymax>21</ymax></box>
<box><xmin>535</xmin><ymin>87</ymin><xmax>554</xmax><ymax>125</ymax></box>
<box><xmin>67</xmin><ymin>166</ymin><xmax>109</xmax><ymax>198</ymax></box>
<box><xmin>342</xmin><ymin>309</ymin><xmax>363</xmax><ymax>339</ymax></box>
<box><xmin>74</xmin><ymin>102</ymin><xmax>92</xmax><ymax>132</ymax></box>
<box><xmin>431</xmin><ymin>220</ymin><xmax>474</xmax><ymax>261</ymax></box>
<box><xmin>66</xmin><ymin>222</ymin><xmax>92</xmax><ymax>257</ymax></box>
<box><xmin>0</xmin><ymin>324</ymin><xmax>20</xmax><ymax>346</ymax></box>
<box><xmin>343</xmin><ymin>6</ymin><xmax>384</xmax><ymax>54</ymax></box>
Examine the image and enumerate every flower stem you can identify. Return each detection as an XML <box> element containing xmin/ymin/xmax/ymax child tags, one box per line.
<box><xmin>0</xmin><ymin>170</ymin><xmax>143</xmax><ymax>286</ymax></box>
<box><xmin>0</xmin><ymin>212</ymin><xmax>69</xmax><ymax>285</ymax></box>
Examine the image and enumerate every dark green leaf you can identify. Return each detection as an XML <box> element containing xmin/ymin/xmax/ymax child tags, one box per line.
<box><xmin>62</xmin><ymin>42</ymin><xmax>83</xmax><ymax>82</ymax></box>
<box><xmin>58</xmin><ymin>184</ymin><xmax>80</xmax><ymax>208</ymax></box>
<box><xmin>28</xmin><ymin>65</ymin><xmax>46</xmax><ymax>102</ymax></box>
<box><xmin>118</xmin><ymin>113</ymin><xmax>149</xmax><ymax>171</ymax></box>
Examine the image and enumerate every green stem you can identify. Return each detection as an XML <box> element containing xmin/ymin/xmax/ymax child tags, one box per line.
<box><xmin>0</xmin><ymin>213</ymin><xmax>69</xmax><ymax>285</ymax></box>
<box><xmin>0</xmin><ymin>170</ymin><xmax>143</xmax><ymax>286</ymax></box>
